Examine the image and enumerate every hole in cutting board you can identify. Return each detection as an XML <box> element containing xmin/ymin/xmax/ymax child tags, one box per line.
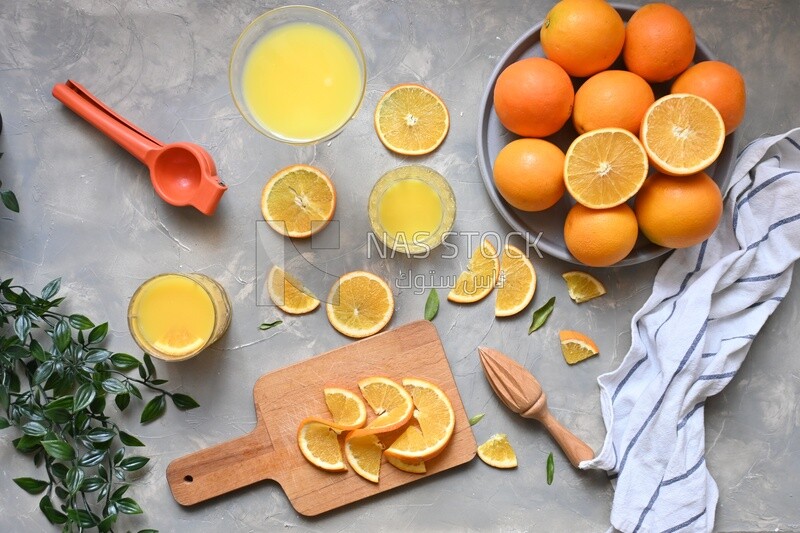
<box><xmin>184</xmin><ymin>475</ymin><xmax>193</xmax><ymax>483</ymax></box>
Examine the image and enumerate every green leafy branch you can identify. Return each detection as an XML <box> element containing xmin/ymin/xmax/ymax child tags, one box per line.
<box><xmin>0</xmin><ymin>277</ymin><xmax>199</xmax><ymax>532</ymax></box>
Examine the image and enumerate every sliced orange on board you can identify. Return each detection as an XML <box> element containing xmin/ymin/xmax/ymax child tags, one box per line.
<box><xmin>448</xmin><ymin>239</ymin><xmax>500</xmax><ymax>304</ymax></box>
<box><xmin>297</xmin><ymin>421</ymin><xmax>347</xmax><ymax>472</ymax></box>
<box><xmin>374</xmin><ymin>84</ymin><xmax>450</xmax><ymax>155</ymax></box>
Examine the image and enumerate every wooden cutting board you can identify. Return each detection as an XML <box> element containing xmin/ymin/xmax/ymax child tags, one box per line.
<box><xmin>166</xmin><ymin>320</ymin><xmax>476</xmax><ymax>516</ymax></box>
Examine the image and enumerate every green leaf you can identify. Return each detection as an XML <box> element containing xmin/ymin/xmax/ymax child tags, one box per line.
<box><xmin>143</xmin><ymin>352</ymin><xmax>156</xmax><ymax>379</ymax></box>
<box><xmin>39</xmin><ymin>495</ymin><xmax>67</xmax><ymax>525</ymax></box>
<box><xmin>110</xmin><ymin>353</ymin><xmax>140</xmax><ymax>370</ymax></box>
<box><xmin>101</xmin><ymin>378</ymin><xmax>126</xmax><ymax>394</ymax></box>
<box><xmin>98</xmin><ymin>513</ymin><xmax>118</xmax><ymax>533</ymax></box>
<box><xmin>53</xmin><ymin>319</ymin><xmax>71</xmax><ymax>352</ymax></box>
<box><xmin>66</xmin><ymin>466</ymin><xmax>85</xmax><ymax>494</ymax></box>
<box><xmin>1</xmin><ymin>189</ymin><xmax>19</xmax><ymax>213</ymax></box>
<box><xmin>41</xmin><ymin>439</ymin><xmax>75</xmax><ymax>461</ymax></box>
<box><xmin>115</xmin><ymin>393</ymin><xmax>130</xmax><ymax>411</ymax></box>
<box><xmin>13</xmin><ymin>477</ymin><xmax>49</xmax><ymax>494</ymax></box>
<box><xmin>111</xmin><ymin>484</ymin><xmax>130</xmax><ymax>500</ymax></box>
<box><xmin>68</xmin><ymin>314</ymin><xmax>95</xmax><ymax>330</ymax></box>
<box><xmin>259</xmin><ymin>320</ymin><xmax>282</xmax><ymax>331</ymax></box>
<box><xmin>468</xmin><ymin>413</ymin><xmax>485</xmax><ymax>426</ymax></box>
<box><xmin>547</xmin><ymin>452</ymin><xmax>555</xmax><ymax>485</ymax></box>
<box><xmin>137</xmin><ymin>530</ymin><xmax>159</xmax><ymax>533</ymax></box>
<box><xmin>119</xmin><ymin>431</ymin><xmax>145</xmax><ymax>447</ymax></box>
<box><xmin>0</xmin><ymin>388</ymin><xmax>8</xmax><ymax>410</ymax></box>
<box><xmin>88</xmin><ymin>322</ymin><xmax>109</xmax><ymax>344</ymax></box>
<box><xmin>171</xmin><ymin>393</ymin><xmax>200</xmax><ymax>411</ymax></box>
<box><xmin>22</xmin><ymin>421</ymin><xmax>48</xmax><ymax>437</ymax></box>
<box><xmin>78</xmin><ymin>449</ymin><xmax>106</xmax><ymax>467</ymax></box>
<box><xmin>50</xmin><ymin>462</ymin><xmax>69</xmax><ymax>479</ymax></box>
<box><xmin>72</xmin><ymin>383</ymin><xmax>96</xmax><ymax>412</ymax></box>
<box><xmin>32</xmin><ymin>360</ymin><xmax>55</xmax><ymax>386</ymax></box>
<box><xmin>14</xmin><ymin>314</ymin><xmax>31</xmax><ymax>341</ymax></box>
<box><xmin>67</xmin><ymin>508</ymin><xmax>97</xmax><ymax>527</ymax></box>
<box><xmin>0</xmin><ymin>417</ymin><xmax>10</xmax><ymax>430</ymax></box>
<box><xmin>116</xmin><ymin>497</ymin><xmax>143</xmax><ymax>515</ymax></box>
<box><xmin>86</xmin><ymin>427</ymin><xmax>116</xmax><ymax>443</ymax></box>
<box><xmin>84</xmin><ymin>348</ymin><xmax>111</xmax><ymax>364</ymax></box>
<box><xmin>119</xmin><ymin>456</ymin><xmax>149</xmax><ymax>472</ymax></box>
<box><xmin>528</xmin><ymin>296</ymin><xmax>556</xmax><ymax>334</ymax></box>
<box><xmin>29</xmin><ymin>339</ymin><xmax>47</xmax><ymax>362</ymax></box>
<box><xmin>424</xmin><ymin>288</ymin><xmax>439</xmax><ymax>321</ymax></box>
<box><xmin>140</xmin><ymin>394</ymin><xmax>166</xmax><ymax>424</ymax></box>
<box><xmin>80</xmin><ymin>476</ymin><xmax>105</xmax><ymax>493</ymax></box>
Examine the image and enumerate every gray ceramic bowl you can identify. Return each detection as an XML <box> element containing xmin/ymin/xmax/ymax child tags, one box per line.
<box><xmin>477</xmin><ymin>3</ymin><xmax>738</xmax><ymax>267</ymax></box>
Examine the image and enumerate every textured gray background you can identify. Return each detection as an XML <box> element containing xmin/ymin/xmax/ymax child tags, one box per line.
<box><xmin>1</xmin><ymin>0</ymin><xmax>799</xmax><ymax>531</ymax></box>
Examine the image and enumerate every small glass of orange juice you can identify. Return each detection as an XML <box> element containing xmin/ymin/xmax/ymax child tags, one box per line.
<box><xmin>127</xmin><ymin>273</ymin><xmax>231</xmax><ymax>362</ymax></box>
<box><xmin>368</xmin><ymin>166</ymin><xmax>456</xmax><ymax>255</ymax></box>
<box><xmin>229</xmin><ymin>6</ymin><xmax>366</xmax><ymax>144</ymax></box>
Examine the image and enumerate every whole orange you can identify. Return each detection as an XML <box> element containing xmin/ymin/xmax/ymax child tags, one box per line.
<box><xmin>493</xmin><ymin>57</ymin><xmax>574</xmax><ymax>138</ymax></box>
<box><xmin>572</xmin><ymin>70</ymin><xmax>655</xmax><ymax>135</ymax></box>
<box><xmin>672</xmin><ymin>61</ymin><xmax>747</xmax><ymax>135</ymax></box>
<box><xmin>634</xmin><ymin>171</ymin><xmax>722</xmax><ymax>248</ymax></box>
<box><xmin>623</xmin><ymin>3</ymin><xmax>696</xmax><ymax>83</ymax></box>
<box><xmin>541</xmin><ymin>0</ymin><xmax>625</xmax><ymax>78</ymax></box>
<box><xmin>564</xmin><ymin>203</ymin><xmax>638</xmax><ymax>266</ymax></box>
<box><xmin>493</xmin><ymin>138</ymin><xmax>566</xmax><ymax>212</ymax></box>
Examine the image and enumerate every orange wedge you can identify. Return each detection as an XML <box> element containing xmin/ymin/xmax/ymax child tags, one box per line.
<box><xmin>564</xmin><ymin>127</ymin><xmax>649</xmax><ymax>209</ymax></box>
<box><xmin>561</xmin><ymin>271</ymin><xmax>606</xmax><ymax>304</ymax></box>
<box><xmin>267</xmin><ymin>266</ymin><xmax>319</xmax><ymax>315</ymax></box>
<box><xmin>384</xmin><ymin>378</ymin><xmax>455</xmax><ymax>463</ymax></box>
<box><xmin>326</xmin><ymin>271</ymin><xmax>394</xmax><ymax>339</ymax></box>
<box><xmin>386</xmin><ymin>455</ymin><xmax>426</xmax><ymax>474</ymax></box>
<box><xmin>261</xmin><ymin>164</ymin><xmax>336</xmax><ymax>238</ymax></box>
<box><xmin>559</xmin><ymin>330</ymin><xmax>600</xmax><ymax>364</ymax></box>
<box><xmin>448</xmin><ymin>239</ymin><xmax>500</xmax><ymax>304</ymax></box>
<box><xmin>358</xmin><ymin>376</ymin><xmax>414</xmax><ymax>432</ymax></box>
<box><xmin>344</xmin><ymin>432</ymin><xmax>383</xmax><ymax>483</ymax></box>
<box><xmin>495</xmin><ymin>244</ymin><xmax>537</xmax><ymax>317</ymax></box>
<box><xmin>640</xmin><ymin>93</ymin><xmax>725</xmax><ymax>176</ymax></box>
<box><xmin>374</xmin><ymin>84</ymin><xmax>450</xmax><ymax>155</ymax></box>
<box><xmin>322</xmin><ymin>387</ymin><xmax>367</xmax><ymax>430</ymax></box>
<box><xmin>297</xmin><ymin>420</ymin><xmax>347</xmax><ymax>472</ymax></box>
<box><xmin>477</xmin><ymin>434</ymin><xmax>517</xmax><ymax>469</ymax></box>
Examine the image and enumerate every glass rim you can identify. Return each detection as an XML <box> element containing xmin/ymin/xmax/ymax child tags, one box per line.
<box><xmin>228</xmin><ymin>5</ymin><xmax>367</xmax><ymax>145</ymax></box>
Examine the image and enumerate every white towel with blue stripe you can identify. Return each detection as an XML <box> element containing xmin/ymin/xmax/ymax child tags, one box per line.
<box><xmin>580</xmin><ymin>127</ymin><xmax>800</xmax><ymax>533</ymax></box>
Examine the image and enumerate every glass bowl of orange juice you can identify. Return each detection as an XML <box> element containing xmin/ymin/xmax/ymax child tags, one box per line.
<box><xmin>127</xmin><ymin>273</ymin><xmax>232</xmax><ymax>362</ymax></box>
<box><xmin>368</xmin><ymin>166</ymin><xmax>456</xmax><ymax>256</ymax></box>
<box><xmin>229</xmin><ymin>6</ymin><xmax>367</xmax><ymax>144</ymax></box>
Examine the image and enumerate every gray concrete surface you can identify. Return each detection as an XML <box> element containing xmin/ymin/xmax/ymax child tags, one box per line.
<box><xmin>1</xmin><ymin>0</ymin><xmax>799</xmax><ymax>531</ymax></box>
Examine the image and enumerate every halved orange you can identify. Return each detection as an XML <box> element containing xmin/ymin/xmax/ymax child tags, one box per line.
<box><xmin>374</xmin><ymin>84</ymin><xmax>450</xmax><ymax>155</ymax></box>
<box><xmin>495</xmin><ymin>244</ymin><xmax>537</xmax><ymax>317</ymax></box>
<box><xmin>640</xmin><ymin>93</ymin><xmax>725</xmax><ymax>176</ymax></box>
<box><xmin>261</xmin><ymin>164</ymin><xmax>336</xmax><ymax>238</ymax></box>
<box><xmin>448</xmin><ymin>239</ymin><xmax>500</xmax><ymax>304</ymax></box>
<box><xmin>564</xmin><ymin>127</ymin><xmax>649</xmax><ymax>209</ymax></box>
<box><xmin>561</xmin><ymin>271</ymin><xmax>606</xmax><ymax>304</ymax></box>
<box><xmin>297</xmin><ymin>420</ymin><xmax>347</xmax><ymax>472</ymax></box>
<box><xmin>358</xmin><ymin>376</ymin><xmax>414</xmax><ymax>432</ymax></box>
<box><xmin>384</xmin><ymin>378</ymin><xmax>455</xmax><ymax>463</ymax></box>
<box><xmin>326</xmin><ymin>271</ymin><xmax>394</xmax><ymax>339</ymax></box>
<box><xmin>267</xmin><ymin>266</ymin><xmax>319</xmax><ymax>315</ymax></box>
<box><xmin>559</xmin><ymin>330</ymin><xmax>600</xmax><ymax>365</ymax></box>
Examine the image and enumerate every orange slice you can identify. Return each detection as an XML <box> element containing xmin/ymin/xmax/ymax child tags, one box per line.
<box><xmin>358</xmin><ymin>376</ymin><xmax>414</xmax><ymax>432</ymax></box>
<box><xmin>374</xmin><ymin>84</ymin><xmax>450</xmax><ymax>155</ymax></box>
<box><xmin>344</xmin><ymin>431</ymin><xmax>383</xmax><ymax>483</ymax></box>
<box><xmin>326</xmin><ymin>271</ymin><xmax>394</xmax><ymax>339</ymax></box>
<box><xmin>384</xmin><ymin>378</ymin><xmax>455</xmax><ymax>463</ymax></box>
<box><xmin>323</xmin><ymin>387</ymin><xmax>367</xmax><ymax>430</ymax></box>
<box><xmin>495</xmin><ymin>244</ymin><xmax>537</xmax><ymax>317</ymax></box>
<box><xmin>640</xmin><ymin>93</ymin><xmax>725</xmax><ymax>176</ymax></box>
<box><xmin>561</xmin><ymin>271</ymin><xmax>606</xmax><ymax>303</ymax></box>
<box><xmin>386</xmin><ymin>454</ymin><xmax>426</xmax><ymax>474</ymax></box>
<box><xmin>477</xmin><ymin>434</ymin><xmax>517</xmax><ymax>469</ymax></box>
<box><xmin>448</xmin><ymin>239</ymin><xmax>500</xmax><ymax>304</ymax></box>
<box><xmin>559</xmin><ymin>330</ymin><xmax>600</xmax><ymax>364</ymax></box>
<box><xmin>261</xmin><ymin>164</ymin><xmax>336</xmax><ymax>238</ymax></box>
<box><xmin>267</xmin><ymin>266</ymin><xmax>319</xmax><ymax>315</ymax></box>
<box><xmin>297</xmin><ymin>420</ymin><xmax>347</xmax><ymax>472</ymax></box>
<box><xmin>564</xmin><ymin>127</ymin><xmax>649</xmax><ymax>209</ymax></box>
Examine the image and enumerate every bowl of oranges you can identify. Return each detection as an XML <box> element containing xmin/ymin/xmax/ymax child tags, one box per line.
<box><xmin>478</xmin><ymin>1</ymin><xmax>745</xmax><ymax>267</ymax></box>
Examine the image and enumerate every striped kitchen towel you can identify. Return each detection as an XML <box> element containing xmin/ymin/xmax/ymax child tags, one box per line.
<box><xmin>581</xmin><ymin>127</ymin><xmax>800</xmax><ymax>533</ymax></box>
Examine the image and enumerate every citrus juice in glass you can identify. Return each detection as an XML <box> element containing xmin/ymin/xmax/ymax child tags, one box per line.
<box><xmin>369</xmin><ymin>166</ymin><xmax>456</xmax><ymax>255</ymax></box>
<box><xmin>239</xmin><ymin>16</ymin><xmax>364</xmax><ymax>143</ymax></box>
<box><xmin>127</xmin><ymin>273</ymin><xmax>231</xmax><ymax>362</ymax></box>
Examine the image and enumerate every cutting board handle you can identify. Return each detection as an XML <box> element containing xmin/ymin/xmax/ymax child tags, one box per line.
<box><xmin>167</xmin><ymin>424</ymin><xmax>276</xmax><ymax>505</ymax></box>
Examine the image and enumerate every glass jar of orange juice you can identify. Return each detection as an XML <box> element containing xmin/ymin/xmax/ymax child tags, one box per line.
<box><xmin>127</xmin><ymin>273</ymin><xmax>231</xmax><ymax>362</ymax></box>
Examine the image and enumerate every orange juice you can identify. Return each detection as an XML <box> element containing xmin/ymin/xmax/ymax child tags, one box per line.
<box><xmin>241</xmin><ymin>22</ymin><xmax>363</xmax><ymax>142</ymax></box>
<box><xmin>368</xmin><ymin>166</ymin><xmax>456</xmax><ymax>254</ymax></box>
<box><xmin>128</xmin><ymin>274</ymin><xmax>231</xmax><ymax>361</ymax></box>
